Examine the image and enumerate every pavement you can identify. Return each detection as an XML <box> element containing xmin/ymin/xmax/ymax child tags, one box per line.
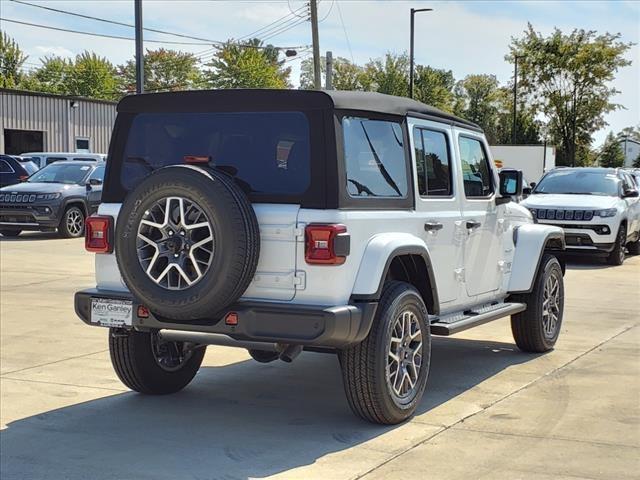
<box><xmin>0</xmin><ymin>232</ymin><xmax>639</xmax><ymax>480</ymax></box>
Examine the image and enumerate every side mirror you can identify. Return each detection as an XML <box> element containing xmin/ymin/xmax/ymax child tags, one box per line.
<box><xmin>499</xmin><ymin>169</ymin><xmax>523</xmax><ymax>197</ymax></box>
<box><xmin>522</xmin><ymin>186</ymin><xmax>532</xmax><ymax>197</ymax></box>
<box><xmin>623</xmin><ymin>189</ymin><xmax>639</xmax><ymax>198</ymax></box>
<box><xmin>529</xmin><ymin>182</ymin><xmax>537</xmax><ymax>189</ymax></box>
<box><xmin>89</xmin><ymin>178</ymin><xmax>102</xmax><ymax>186</ymax></box>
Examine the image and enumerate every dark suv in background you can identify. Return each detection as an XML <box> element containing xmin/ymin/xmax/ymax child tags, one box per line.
<box><xmin>0</xmin><ymin>161</ymin><xmax>105</xmax><ymax>238</ymax></box>
<box><xmin>0</xmin><ymin>155</ymin><xmax>38</xmax><ymax>188</ymax></box>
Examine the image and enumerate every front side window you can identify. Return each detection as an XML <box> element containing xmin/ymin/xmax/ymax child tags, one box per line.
<box><xmin>89</xmin><ymin>165</ymin><xmax>106</xmax><ymax>182</ymax></box>
<box><xmin>0</xmin><ymin>160</ymin><xmax>14</xmax><ymax>173</ymax></box>
<box><xmin>343</xmin><ymin>116</ymin><xmax>408</xmax><ymax>198</ymax></box>
<box><xmin>458</xmin><ymin>136</ymin><xmax>493</xmax><ymax>197</ymax></box>
<box><xmin>413</xmin><ymin>128</ymin><xmax>452</xmax><ymax>196</ymax></box>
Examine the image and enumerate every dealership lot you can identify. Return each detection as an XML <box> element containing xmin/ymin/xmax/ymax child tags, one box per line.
<box><xmin>1</xmin><ymin>234</ymin><xmax>638</xmax><ymax>479</ymax></box>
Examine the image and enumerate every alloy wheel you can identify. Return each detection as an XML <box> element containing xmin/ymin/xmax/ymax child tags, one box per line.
<box><xmin>150</xmin><ymin>332</ymin><xmax>194</xmax><ymax>372</ymax></box>
<box><xmin>136</xmin><ymin>196</ymin><xmax>214</xmax><ymax>290</ymax></box>
<box><xmin>542</xmin><ymin>271</ymin><xmax>561</xmax><ymax>339</ymax></box>
<box><xmin>386</xmin><ymin>310</ymin><xmax>424</xmax><ymax>400</ymax></box>
<box><xmin>66</xmin><ymin>209</ymin><xmax>84</xmax><ymax>236</ymax></box>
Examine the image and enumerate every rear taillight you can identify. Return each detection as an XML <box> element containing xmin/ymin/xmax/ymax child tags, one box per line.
<box><xmin>305</xmin><ymin>224</ymin><xmax>349</xmax><ymax>265</ymax></box>
<box><xmin>85</xmin><ymin>215</ymin><xmax>113</xmax><ymax>253</ymax></box>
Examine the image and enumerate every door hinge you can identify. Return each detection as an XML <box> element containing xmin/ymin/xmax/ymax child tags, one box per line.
<box><xmin>294</xmin><ymin>271</ymin><xmax>306</xmax><ymax>290</ymax></box>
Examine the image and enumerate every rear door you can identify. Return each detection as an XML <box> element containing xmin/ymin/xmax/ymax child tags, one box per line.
<box><xmin>455</xmin><ymin>131</ymin><xmax>503</xmax><ymax>297</ymax></box>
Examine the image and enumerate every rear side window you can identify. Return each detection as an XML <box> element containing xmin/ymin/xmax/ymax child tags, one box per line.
<box><xmin>0</xmin><ymin>160</ymin><xmax>14</xmax><ymax>173</ymax></box>
<box><xmin>413</xmin><ymin>128</ymin><xmax>452</xmax><ymax>196</ymax></box>
<box><xmin>343</xmin><ymin>117</ymin><xmax>407</xmax><ymax>198</ymax></box>
<box><xmin>46</xmin><ymin>157</ymin><xmax>66</xmax><ymax>165</ymax></box>
<box><xmin>120</xmin><ymin>111</ymin><xmax>310</xmax><ymax>195</ymax></box>
<box><xmin>458</xmin><ymin>136</ymin><xmax>493</xmax><ymax>197</ymax></box>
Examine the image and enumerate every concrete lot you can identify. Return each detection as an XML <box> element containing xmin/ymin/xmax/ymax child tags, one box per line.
<box><xmin>1</xmin><ymin>233</ymin><xmax>639</xmax><ymax>480</ymax></box>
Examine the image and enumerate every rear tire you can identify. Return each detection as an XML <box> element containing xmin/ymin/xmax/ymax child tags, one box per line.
<box><xmin>248</xmin><ymin>349</ymin><xmax>279</xmax><ymax>363</ymax></box>
<box><xmin>339</xmin><ymin>281</ymin><xmax>431</xmax><ymax>425</ymax></box>
<box><xmin>606</xmin><ymin>225</ymin><xmax>626</xmax><ymax>265</ymax></box>
<box><xmin>109</xmin><ymin>329</ymin><xmax>205</xmax><ymax>394</ymax></box>
<box><xmin>59</xmin><ymin>205</ymin><xmax>85</xmax><ymax>238</ymax></box>
<box><xmin>0</xmin><ymin>229</ymin><xmax>21</xmax><ymax>237</ymax></box>
<box><xmin>510</xmin><ymin>254</ymin><xmax>564</xmax><ymax>353</ymax></box>
<box><xmin>627</xmin><ymin>237</ymin><xmax>640</xmax><ymax>255</ymax></box>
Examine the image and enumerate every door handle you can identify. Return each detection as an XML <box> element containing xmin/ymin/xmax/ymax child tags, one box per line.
<box><xmin>466</xmin><ymin>220</ymin><xmax>481</xmax><ymax>230</ymax></box>
<box><xmin>424</xmin><ymin>222</ymin><xmax>444</xmax><ymax>232</ymax></box>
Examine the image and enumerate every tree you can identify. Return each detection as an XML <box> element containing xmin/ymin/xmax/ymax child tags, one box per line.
<box><xmin>413</xmin><ymin>65</ymin><xmax>455</xmax><ymax>112</ymax></box>
<box><xmin>494</xmin><ymin>87</ymin><xmax>541</xmax><ymax>145</ymax></box>
<box><xmin>300</xmin><ymin>56</ymin><xmax>366</xmax><ymax>90</ymax></box>
<box><xmin>205</xmin><ymin>39</ymin><xmax>290</xmax><ymax>89</ymax></box>
<box><xmin>633</xmin><ymin>153</ymin><xmax>640</xmax><ymax>168</ymax></box>
<box><xmin>362</xmin><ymin>53</ymin><xmax>409</xmax><ymax>97</ymax></box>
<box><xmin>119</xmin><ymin>48</ymin><xmax>203</xmax><ymax>92</ymax></box>
<box><xmin>0</xmin><ymin>32</ymin><xmax>28</xmax><ymax>88</ymax></box>
<box><xmin>30</xmin><ymin>56</ymin><xmax>72</xmax><ymax>95</ymax></box>
<box><xmin>508</xmin><ymin>24</ymin><xmax>632</xmax><ymax>166</ymax></box>
<box><xmin>453</xmin><ymin>74</ymin><xmax>501</xmax><ymax>143</ymax></box>
<box><xmin>599</xmin><ymin>132</ymin><xmax>625</xmax><ymax>168</ymax></box>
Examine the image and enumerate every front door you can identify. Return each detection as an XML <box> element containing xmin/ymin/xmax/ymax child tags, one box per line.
<box><xmin>410</xmin><ymin>121</ymin><xmax>464</xmax><ymax>306</ymax></box>
<box><xmin>455</xmin><ymin>132</ymin><xmax>503</xmax><ymax>297</ymax></box>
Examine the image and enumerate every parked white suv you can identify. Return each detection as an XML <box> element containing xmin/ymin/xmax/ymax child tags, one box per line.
<box><xmin>75</xmin><ymin>90</ymin><xmax>566</xmax><ymax>424</ymax></box>
<box><xmin>522</xmin><ymin>168</ymin><xmax>640</xmax><ymax>264</ymax></box>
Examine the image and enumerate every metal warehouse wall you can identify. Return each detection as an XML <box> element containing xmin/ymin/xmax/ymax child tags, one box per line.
<box><xmin>0</xmin><ymin>89</ymin><xmax>117</xmax><ymax>154</ymax></box>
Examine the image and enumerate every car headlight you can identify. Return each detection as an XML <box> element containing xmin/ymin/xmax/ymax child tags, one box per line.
<box><xmin>596</xmin><ymin>208</ymin><xmax>617</xmax><ymax>218</ymax></box>
<box><xmin>36</xmin><ymin>193</ymin><xmax>61</xmax><ymax>201</ymax></box>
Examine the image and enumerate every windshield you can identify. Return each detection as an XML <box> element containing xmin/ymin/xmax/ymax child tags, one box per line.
<box><xmin>533</xmin><ymin>170</ymin><xmax>620</xmax><ymax>196</ymax></box>
<box><xmin>120</xmin><ymin>111</ymin><xmax>311</xmax><ymax>195</ymax></box>
<box><xmin>21</xmin><ymin>161</ymin><xmax>38</xmax><ymax>175</ymax></box>
<box><xmin>27</xmin><ymin>163</ymin><xmax>92</xmax><ymax>184</ymax></box>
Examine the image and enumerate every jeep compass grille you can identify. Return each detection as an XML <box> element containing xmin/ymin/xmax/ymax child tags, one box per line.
<box><xmin>530</xmin><ymin>209</ymin><xmax>594</xmax><ymax>221</ymax></box>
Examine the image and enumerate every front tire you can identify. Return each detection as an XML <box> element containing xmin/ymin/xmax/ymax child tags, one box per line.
<box><xmin>606</xmin><ymin>224</ymin><xmax>626</xmax><ymax>265</ymax></box>
<box><xmin>339</xmin><ymin>281</ymin><xmax>431</xmax><ymax>425</ymax></box>
<box><xmin>0</xmin><ymin>229</ymin><xmax>21</xmax><ymax>237</ymax></box>
<box><xmin>510</xmin><ymin>254</ymin><xmax>564</xmax><ymax>353</ymax></box>
<box><xmin>59</xmin><ymin>205</ymin><xmax>85</xmax><ymax>238</ymax></box>
<box><xmin>627</xmin><ymin>236</ymin><xmax>640</xmax><ymax>255</ymax></box>
<box><xmin>109</xmin><ymin>329</ymin><xmax>205</xmax><ymax>394</ymax></box>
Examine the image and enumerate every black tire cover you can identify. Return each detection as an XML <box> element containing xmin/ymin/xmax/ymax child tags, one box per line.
<box><xmin>115</xmin><ymin>165</ymin><xmax>260</xmax><ymax>320</ymax></box>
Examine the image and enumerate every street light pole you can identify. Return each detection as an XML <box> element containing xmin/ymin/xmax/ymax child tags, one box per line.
<box><xmin>409</xmin><ymin>7</ymin><xmax>433</xmax><ymax>99</ymax></box>
<box><xmin>134</xmin><ymin>0</ymin><xmax>144</xmax><ymax>94</ymax></box>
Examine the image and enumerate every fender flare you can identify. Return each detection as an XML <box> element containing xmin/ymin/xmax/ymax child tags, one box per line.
<box><xmin>508</xmin><ymin>224</ymin><xmax>565</xmax><ymax>294</ymax></box>
<box><xmin>61</xmin><ymin>197</ymin><xmax>89</xmax><ymax>216</ymax></box>
<box><xmin>351</xmin><ymin>233</ymin><xmax>439</xmax><ymax>315</ymax></box>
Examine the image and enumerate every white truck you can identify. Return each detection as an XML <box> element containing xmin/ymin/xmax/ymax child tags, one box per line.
<box><xmin>490</xmin><ymin>144</ymin><xmax>556</xmax><ymax>184</ymax></box>
<box><xmin>75</xmin><ymin>90</ymin><xmax>566</xmax><ymax>425</ymax></box>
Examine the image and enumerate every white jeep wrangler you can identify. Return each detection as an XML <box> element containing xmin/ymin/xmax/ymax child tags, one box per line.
<box><xmin>75</xmin><ymin>90</ymin><xmax>566</xmax><ymax>425</ymax></box>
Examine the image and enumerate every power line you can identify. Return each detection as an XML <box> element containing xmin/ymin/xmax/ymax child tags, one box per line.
<box><xmin>336</xmin><ymin>1</ymin><xmax>354</xmax><ymax>63</ymax></box>
<box><xmin>261</xmin><ymin>18</ymin><xmax>308</xmax><ymax>42</ymax></box>
<box><xmin>237</xmin><ymin>4</ymin><xmax>307</xmax><ymax>41</ymax></box>
<box><xmin>318</xmin><ymin>0</ymin><xmax>336</xmax><ymax>22</ymax></box>
<box><xmin>6</xmin><ymin>1</ymin><xmax>306</xmax><ymax>50</ymax></box>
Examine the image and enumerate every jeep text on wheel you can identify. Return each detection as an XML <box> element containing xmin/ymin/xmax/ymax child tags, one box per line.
<box><xmin>75</xmin><ymin>90</ymin><xmax>566</xmax><ymax>425</ymax></box>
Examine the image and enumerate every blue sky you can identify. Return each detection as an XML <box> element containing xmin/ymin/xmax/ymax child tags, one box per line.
<box><xmin>1</xmin><ymin>0</ymin><xmax>638</xmax><ymax>146</ymax></box>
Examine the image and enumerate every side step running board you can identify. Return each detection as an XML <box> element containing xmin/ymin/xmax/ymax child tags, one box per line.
<box><xmin>430</xmin><ymin>302</ymin><xmax>526</xmax><ymax>336</ymax></box>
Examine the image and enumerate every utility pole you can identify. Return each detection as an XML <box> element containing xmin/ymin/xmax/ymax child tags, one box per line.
<box><xmin>409</xmin><ymin>8</ymin><xmax>433</xmax><ymax>99</ymax></box>
<box><xmin>512</xmin><ymin>55</ymin><xmax>521</xmax><ymax>145</ymax></box>
<box><xmin>310</xmin><ymin>0</ymin><xmax>321</xmax><ymax>90</ymax></box>
<box><xmin>325</xmin><ymin>51</ymin><xmax>333</xmax><ymax>90</ymax></box>
<box><xmin>134</xmin><ymin>0</ymin><xmax>144</xmax><ymax>94</ymax></box>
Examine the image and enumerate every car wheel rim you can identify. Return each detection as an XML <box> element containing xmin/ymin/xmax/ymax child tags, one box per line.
<box><xmin>618</xmin><ymin>229</ymin><xmax>626</xmax><ymax>263</ymax></box>
<box><xmin>542</xmin><ymin>271</ymin><xmax>561</xmax><ymax>339</ymax></box>
<box><xmin>386</xmin><ymin>310</ymin><xmax>423</xmax><ymax>400</ymax></box>
<box><xmin>67</xmin><ymin>209</ymin><xmax>84</xmax><ymax>236</ymax></box>
<box><xmin>150</xmin><ymin>332</ymin><xmax>194</xmax><ymax>372</ymax></box>
<box><xmin>136</xmin><ymin>196</ymin><xmax>215</xmax><ymax>290</ymax></box>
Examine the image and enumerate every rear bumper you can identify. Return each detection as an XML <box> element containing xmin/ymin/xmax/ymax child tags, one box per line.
<box><xmin>74</xmin><ymin>288</ymin><xmax>377</xmax><ymax>348</ymax></box>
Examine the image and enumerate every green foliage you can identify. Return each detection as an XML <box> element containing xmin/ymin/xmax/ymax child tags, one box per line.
<box><xmin>205</xmin><ymin>39</ymin><xmax>290</xmax><ymax>89</ymax></box>
<box><xmin>362</xmin><ymin>53</ymin><xmax>409</xmax><ymax>97</ymax></box>
<box><xmin>508</xmin><ymin>24</ymin><xmax>632</xmax><ymax>166</ymax></box>
<box><xmin>453</xmin><ymin>74</ymin><xmax>501</xmax><ymax>143</ymax></box>
<box><xmin>599</xmin><ymin>132</ymin><xmax>625</xmax><ymax>168</ymax></box>
<box><xmin>118</xmin><ymin>48</ymin><xmax>203</xmax><ymax>92</ymax></box>
<box><xmin>413</xmin><ymin>65</ymin><xmax>455</xmax><ymax>112</ymax></box>
<box><xmin>300</xmin><ymin>56</ymin><xmax>366</xmax><ymax>91</ymax></box>
<box><xmin>617</xmin><ymin>125</ymin><xmax>640</xmax><ymax>142</ymax></box>
<box><xmin>633</xmin><ymin>153</ymin><xmax>640</xmax><ymax>169</ymax></box>
<box><xmin>0</xmin><ymin>31</ymin><xmax>28</xmax><ymax>88</ymax></box>
<box><xmin>493</xmin><ymin>87</ymin><xmax>542</xmax><ymax>145</ymax></box>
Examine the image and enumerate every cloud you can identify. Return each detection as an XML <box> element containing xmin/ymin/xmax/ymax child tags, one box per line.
<box><xmin>34</xmin><ymin>45</ymin><xmax>74</xmax><ymax>58</ymax></box>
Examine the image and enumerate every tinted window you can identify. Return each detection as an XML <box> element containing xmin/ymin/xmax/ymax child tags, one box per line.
<box><xmin>120</xmin><ymin>112</ymin><xmax>310</xmax><ymax>195</ymax></box>
<box><xmin>76</xmin><ymin>138</ymin><xmax>90</xmax><ymax>151</ymax></box>
<box><xmin>534</xmin><ymin>170</ymin><xmax>620</xmax><ymax>196</ymax></box>
<box><xmin>0</xmin><ymin>160</ymin><xmax>14</xmax><ymax>173</ymax></box>
<box><xmin>458</xmin><ymin>136</ymin><xmax>493</xmax><ymax>197</ymax></box>
<box><xmin>46</xmin><ymin>157</ymin><xmax>67</xmax><ymax>165</ymax></box>
<box><xmin>343</xmin><ymin>117</ymin><xmax>407</xmax><ymax>198</ymax></box>
<box><xmin>28</xmin><ymin>163</ymin><xmax>91</xmax><ymax>184</ymax></box>
<box><xmin>413</xmin><ymin>128</ymin><xmax>452</xmax><ymax>196</ymax></box>
<box><xmin>89</xmin><ymin>165</ymin><xmax>106</xmax><ymax>181</ymax></box>
<box><xmin>21</xmin><ymin>161</ymin><xmax>38</xmax><ymax>175</ymax></box>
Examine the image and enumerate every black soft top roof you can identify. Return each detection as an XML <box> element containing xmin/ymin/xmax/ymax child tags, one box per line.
<box><xmin>117</xmin><ymin>89</ymin><xmax>481</xmax><ymax>131</ymax></box>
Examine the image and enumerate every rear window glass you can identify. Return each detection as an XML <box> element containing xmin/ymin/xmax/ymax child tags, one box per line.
<box><xmin>120</xmin><ymin>112</ymin><xmax>310</xmax><ymax>195</ymax></box>
<box><xmin>343</xmin><ymin>116</ymin><xmax>407</xmax><ymax>198</ymax></box>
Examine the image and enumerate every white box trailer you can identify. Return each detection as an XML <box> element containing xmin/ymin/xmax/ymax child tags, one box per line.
<box><xmin>490</xmin><ymin>145</ymin><xmax>556</xmax><ymax>184</ymax></box>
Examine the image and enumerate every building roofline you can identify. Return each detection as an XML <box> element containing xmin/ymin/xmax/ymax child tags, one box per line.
<box><xmin>0</xmin><ymin>88</ymin><xmax>117</xmax><ymax>105</ymax></box>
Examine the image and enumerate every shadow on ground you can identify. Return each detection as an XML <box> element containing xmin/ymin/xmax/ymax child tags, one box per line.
<box><xmin>1</xmin><ymin>337</ymin><xmax>541</xmax><ymax>480</ymax></box>
<box><xmin>0</xmin><ymin>231</ymin><xmax>64</xmax><ymax>242</ymax></box>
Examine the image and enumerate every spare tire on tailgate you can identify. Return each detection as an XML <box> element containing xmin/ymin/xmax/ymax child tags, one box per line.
<box><xmin>115</xmin><ymin>165</ymin><xmax>260</xmax><ymax>320</ymax></box>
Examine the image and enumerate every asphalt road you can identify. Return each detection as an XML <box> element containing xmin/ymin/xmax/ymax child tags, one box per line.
<box><xmin>1</xmin><ymin>232</ymin><xmax>639</xmax><ymax>480</ymax></box>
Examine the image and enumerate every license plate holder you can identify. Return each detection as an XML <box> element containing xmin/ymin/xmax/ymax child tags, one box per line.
<box><xmin>91</xmin><ymin>298</ymin><xmax>133</xmax><ymax>327</ymax></box>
